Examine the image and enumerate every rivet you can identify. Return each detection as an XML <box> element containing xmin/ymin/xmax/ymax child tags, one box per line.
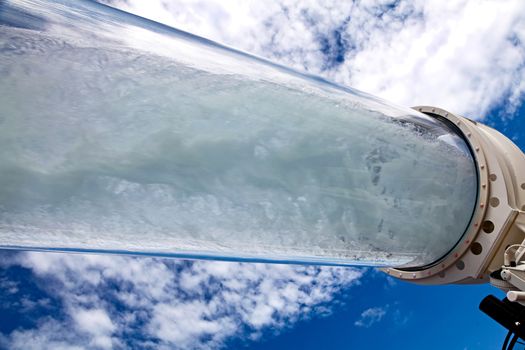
<box><xmin>399</xmin><ymin>273</ymin><xmax>402</xmax><ymax>278</ymax></box>
<box><xmin>482</xmin><ymin>184</ymin><xmax>487</xmax><ymax>189</ymax></box>
<box><xmin>445</xmin><ymin>113</ymin><xmax>449</xmax><ymax>117</ymax></box>
<box><xmin>475</xmin><ymin>147</ymin><xmax>480</xmax><ymax>152</ymax></box>
<box><xmin>474</xmin><ymin>223</ymin><xmax>479</xmax><ymax>227</ymax></box>
<box><xmin>481</xmin><ymin>165</ymin><xmax>485</xmax><ymax>170</ymax></box>
<box><xmin>466</xmin><ymin>240</ymin><xmax>470</xmax><ymax>244</ymax></box>
<box><xmin>418</xmin><ymin>108</ymin><xmax>423</xmax><ymax>111</ymax></box>
<box><xmin>457</xmin><ymin>121</ymin><xmax>461</xmax><ymax>125</ymax></box>
<box><xmin>467</xmin><ymin>133</ymin><xmax>472</xmax><ymax>137</ymax></box>
<box><xmin>412</xmin><ymin>274</ymin><xmax>416</xmax><ymax>279</ymax></box>
<box><xmin>432</xmin><ymin>108</ymin><xmax>435</xmax><ymax>112</ymax></box>
<box><xmin>480</xmin><ymin>203</ymin><xmax>485</xmax><ymax>208</ymax></box>
<box><xmin>454</xmin><ymin>253</ymin><xmax>458</xmax><ymax>258</ymax></box>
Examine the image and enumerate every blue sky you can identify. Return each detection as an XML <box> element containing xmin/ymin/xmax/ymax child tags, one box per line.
<box><xmin>1</xmin><ymin>0</ymin><xmax>525</xmax><ymax>349</ymax></box>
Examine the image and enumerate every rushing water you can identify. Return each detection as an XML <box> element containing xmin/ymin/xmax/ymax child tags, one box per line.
<box><xmin>0</xmin><ymin>0</ymin><xmax>478</xmax><ymax>267</ymax></box>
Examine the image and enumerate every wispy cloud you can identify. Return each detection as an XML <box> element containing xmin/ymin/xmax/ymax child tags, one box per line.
<box><xmin>354</xmin><ymin>306</ymin><xmax>387</xmax><ymax>328</ymax></box>
<box><xmin>2</xmin><ymin>252</ymin><xmax>362</xmax><ymax>349</ymax></box>
<box><xmin>73</xmin><ymin>308</ymin><xmax>116</xmax><ymax>349</ymax></box>
<box><xmin>100</xmin><ymin>0</ymin><xmax>525</xmax><ymax>118</ymax></box>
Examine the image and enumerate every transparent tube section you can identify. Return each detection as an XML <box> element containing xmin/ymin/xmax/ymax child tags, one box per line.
<box><xmin>0</xmin><ymin>0</ymin><xmax>478</xmax><ymax>267</ymax></box>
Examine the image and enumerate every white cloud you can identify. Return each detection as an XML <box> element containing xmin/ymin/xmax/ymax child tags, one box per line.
<box><xmin>354</xmin><ymin>306</ymin><xmax>387</xmax><ymax>328</ymax></box>
<box><xmin>344</xmin><ymin>1</ymin><xmax>525</xmax><ymax>117</ymax></box>
<box><xmin>0</xmin><ymin>276</ymin><xmax>18</xmax><ymax>294</ymax></box>
<box><xmin>148</xmin><ymin>301</ymin><xmax>233</xmax><ymax>346</ymax></box>
<box><xmin>7</xmin><ymin>320</ymin><xmax>87</xmax><ymax>350</ymax></box>
<box><xmin>3</xmin><ymin>252</ymin><xmax>362</xmax><ymax>349</ymax></box>
<box><xmin>73</xmin><ymin>308</ymin><xmax>116</xmax><ymax>350</ymax></box>
<box><xmin>101</xmin><ymin>0</ymin><xmax>525</xmax><ymax>118</ymax></box>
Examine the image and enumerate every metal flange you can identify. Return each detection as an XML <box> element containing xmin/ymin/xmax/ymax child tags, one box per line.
<box><xmin>383</xmin><ymin>106</ymin><xmax>520</xmax><ymax>284</ymax></box>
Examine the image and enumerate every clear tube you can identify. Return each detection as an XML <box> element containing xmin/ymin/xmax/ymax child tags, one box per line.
<box><xmin>0</xmin><ymin>0</ymin><xmax>478</xmax><ymax>267</ymax></box>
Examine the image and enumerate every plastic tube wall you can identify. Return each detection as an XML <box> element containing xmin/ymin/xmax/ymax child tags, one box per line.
<box><xmin>0</xmin><ymin>0</ymin><xmax>478</xmax><ymax>267</ymax></box>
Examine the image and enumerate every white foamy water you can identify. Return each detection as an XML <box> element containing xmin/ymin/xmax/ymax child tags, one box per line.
<box><xmin>0</xmin><ymin>0</ymin><xmax>478</xmax><ymax>267</ymax></box>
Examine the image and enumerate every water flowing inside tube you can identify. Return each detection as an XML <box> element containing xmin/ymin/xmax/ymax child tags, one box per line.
<box><xmin>0</xmin><ymin>0</ymin><xmax>478</xmax><ymax>267</ymax></box>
